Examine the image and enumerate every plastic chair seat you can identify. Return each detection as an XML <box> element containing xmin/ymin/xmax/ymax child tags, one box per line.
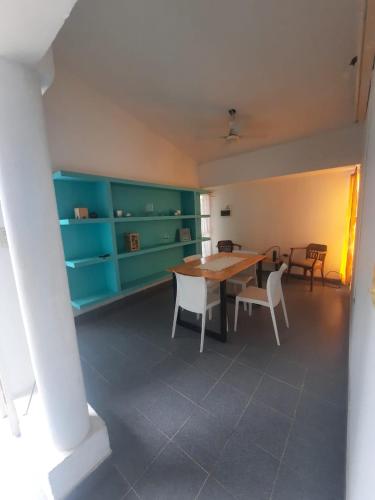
<box><xmin>229</xmin><ymin>273</ymin><xmax>254</xmax><ymax>286</ymax></box>
<box><xmin>291</xmin><ymin>258</ymin><xmax>322</xmax><ymax>268</ymax></box>
<box><xmin>237</xmin><ymin>285</ymin><xmax>268</xmax><ymax>305</ymax></box>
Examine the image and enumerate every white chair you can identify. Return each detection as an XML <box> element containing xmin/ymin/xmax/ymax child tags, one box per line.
<box><xmin>172</xmin><ymin>273</ymin><xmax>220</xmax><ymax>352</ymax></box>
<box><xmin>183</xmin><ymin>254</ymin><xmax>219</xmax><ymax>320</ymax></box>
<box><xmin>234</xmin><ymin>263</ymin><xmax>289</xmax><ymax>346</ymax></box>
<box><xmin>228</xmin><ymin>249</ymin><xmax>258</xmax><ymax>310</ymax></box>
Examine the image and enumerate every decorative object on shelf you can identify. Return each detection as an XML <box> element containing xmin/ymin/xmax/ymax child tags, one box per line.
<box><xmin>179</xmin><ymin>228</ymin><xmax>191</xmax><ymax>242</ymax></box>
<box><xmin>125</xmin><ymin>212</ymin><xmax>132</xmax><ymax>217</ymax></box>
<box><xmin>174</xmin><ymin>209</ymin><xmax>182</xmax><ymax>216</ymax></box>
<box><xmin>115</xmin><ymin>209</ymin><xmax>124</xmax><ymax>217</ymax></box>
<box><xmin>89</xmin><ymin>212</ymin><xmax>98</xmax><ymax>219</ymax></box>
<box><xmin>220</xmin><ymin>205</ymin><xmax>231</xmax><ymax>217</ymax></box>
<box><xmin>74</xmin><ymin>207</ymin><xmax>89</xmax><ymax>219</ymax></box>
<box><xmin>145</xmin><ymin>203</ymin><xmax>154</xmax><ymax>215</ymax></box>
<box><xmin>125</xmin><ymin>232</ymin><xmax>140</xmax><ymax>252</ymax></box>
<box><xmin>161</xmin><ymin>233</ymin><xmax>170</xmax><ymax>243</ymax></box>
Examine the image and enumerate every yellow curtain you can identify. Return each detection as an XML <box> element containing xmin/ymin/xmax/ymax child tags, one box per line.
<box><xmin>340</xmin><ymin>167</ymin><xmax>360</xmax><ymax>285</ymax></box>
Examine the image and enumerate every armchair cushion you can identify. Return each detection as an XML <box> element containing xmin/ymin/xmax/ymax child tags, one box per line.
<box><xmin>290</xmin><ymin>257</ymin><xmax>322</xmax><ymax>269</ymax></box>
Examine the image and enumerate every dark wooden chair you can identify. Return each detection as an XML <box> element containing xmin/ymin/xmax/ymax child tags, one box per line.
<box><xmin>217</xmin><ymin>240</ymin><xmax>242</xmax><ymax>253</ymax></box>
<box><xmin>287</xmin><ymin>243</ymin><xmax>327</xmax><ymax>291</ymax></box>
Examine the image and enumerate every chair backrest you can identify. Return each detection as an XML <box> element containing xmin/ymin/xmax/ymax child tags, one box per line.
<box><xmin>267</xmin><ymin>263</ymin><xmax>287</xmax><ymax>307</ymax></box>
<box><xmin>239</xmin><ymin>249</ymin><xmax>258</xmax><ymax>277</ymax></box>
<box><xmin>217</xmin><ymin>240</ymin><xmax>242</xmax><ymax>253</ymax></box>
<box><xmin>175</xmin><ymin>273</ymin><xmax>207</xmax><ymax>314</ymax></box>
<box><xmin>306</xmin><ymin>243</ymin><xmax>327</xmax><ymax>262</ymax></box>
<box><xmin>183</xmin><ymin>254</ymin><xmax>202</xmax><ymax>263</ymax></box>
<box><xmin>240</xmin><ymin>249</ymin><xmax>258</xmax><ymax>255</ymax></box>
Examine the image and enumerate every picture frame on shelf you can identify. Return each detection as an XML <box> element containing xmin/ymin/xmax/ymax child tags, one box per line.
<box><xmin>179</xmin><ymin>228</ymin><xmax>191</xmax><ymax>242</ymax></box>
<box><xmin>125</xmin><ymin>232</ymin><xmax>140</xmax><ymax>252</ymax></box>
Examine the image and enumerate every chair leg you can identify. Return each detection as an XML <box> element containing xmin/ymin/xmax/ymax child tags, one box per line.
<box><xmin>172</xmin><ymin>303</ymin><xmax>179</xmax><ymax>339</ymax></box>
<box><xmin>248</xmin><ymin>302</ymin><xmax>252</xmax><ymax>316</ymax></box>
<box><xmin>281</xmin><ymin>293</ymin><xmax>289</xmax><ymax>328</ymax></box>
<box><xmin>310</xmin><ymin>269</ymin><xmax>313</xmax><ymax>292</ymax></box>
<box><xmin>208</xmin><ymin>308</ymin><xmax>212</xmax><ymax>320</ymax></box>
<box><xmin>286</xmin><ymin>264</ymin><xmax>291</xmax><ymax>282</ymax></box>
<box><xmin>242</xmin><ymin>284</ymin><xmax>247</xmax><ymax>311</ymax></box>
<box><xmin>234</xmin><ymin>297</ymin><xmax>239</xmax><ymax>332</ymax></box>
<box><xmin>270</xmin><ymin>306</ymin><xmax>280</xmax><ymax>346</ymax></box>
<box><xmin>196</xmin><ymin>313</ymin><xmax>200</xmax><ymax>320</ymax></box>
<box><xmin>200</xmin><ymin>312</ymin><xmax>206</xmax><ymax>353</ymax></box>
<box><xmin>321</xmin><ymin>267</ymin><xmax>325</xmax><ymax>286</ymax></box>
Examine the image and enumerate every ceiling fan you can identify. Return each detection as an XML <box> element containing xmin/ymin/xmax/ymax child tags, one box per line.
<box><xmin>221</xmin><ymin>108</ymin><xmax>241</xmax><ymax>142</ymax></box>
<box><xmin>196</xmin><ymin>108</ymin><xmax>268</xmax><ymax>143</ymax></box>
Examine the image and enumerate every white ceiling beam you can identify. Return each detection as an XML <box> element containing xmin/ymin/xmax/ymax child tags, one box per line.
<box><xmin>0</xmin><ymin>0</ymin><xmax>77</xmax><ymax>64</ymax></box>
<box><xmin>356</xmin><ymin>0</ymin><xmax>375</xmax><ymax>121</ymax></box>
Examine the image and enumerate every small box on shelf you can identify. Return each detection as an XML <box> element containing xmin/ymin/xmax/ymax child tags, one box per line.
<box><xmin>74</xmin><ymin>207</ymin><xmax>89</xmax><ymax>219</ymax></box>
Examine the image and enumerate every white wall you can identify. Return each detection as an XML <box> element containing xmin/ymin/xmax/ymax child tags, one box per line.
<box><xmin>210</xmin><ymin>167</ymin><xmax>352</xmax><ymax>276</ymax></box>
<box><xmin>347</xmin><ymin>74</ymin><xmax>375</xmax><ymax>500</ymax></box>
<box><xmin>199</xmin><ymin>124</ymin><xmax>364</xmax><ymax>187</ymax></box>
<box><xmin>43</xmin><ymin>63</ymin><xmax>199</xmax><ymax>187</ymax></box>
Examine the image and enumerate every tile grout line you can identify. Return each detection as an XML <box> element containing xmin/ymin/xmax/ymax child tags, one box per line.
<box><xmin>112</xmin><ymin>463</ymin><xmax>133</xmax><ymax>498</ymax></box>
<box><xmin>196</xmin><ymin>351</ymin><xmax>278</xmax><ymax>499</ymax></box>
<box><xmin>268</xmin><ymin>367</ymin><xmax>308</xmax><ymax>500</ymax></box>
<box><xmin>232</xmin><ymin>349</ymin><xmax>278</xmax><ymax>429</ymax></box>
<box><xmin>80</xmin><ymin>354</ymin><xmax>112</xmax><ymax>386</ymax></box>
<box><xmin>130</xmin><ymin>409</ymin><xmax>204</xmax><ymax>496</ymax></box>
<box><xmin>200</xmin><ymin>343</ymin><xmax>249</xmax><ymax>401</ymax></box>
<box><xmin>127</xmin><ymin>342</ymin><xmax>250</xmax><ymax>500</ymax></box>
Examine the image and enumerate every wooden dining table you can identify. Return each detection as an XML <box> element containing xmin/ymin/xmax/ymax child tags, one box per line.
<box><xmin>168</xmin><ymin>252</ymin><xmax>266</xmax><ymax>343</ymax></box>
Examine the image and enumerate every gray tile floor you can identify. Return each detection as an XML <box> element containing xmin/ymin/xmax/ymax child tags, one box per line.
<box><xmin>68</xmin><ymin>277</ymin><xmax>348</xmax><ymax>500</ymax></box>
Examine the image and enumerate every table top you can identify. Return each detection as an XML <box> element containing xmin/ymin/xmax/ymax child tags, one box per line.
<box><xmin>168</xmin><ymin>252</ymin><xmax>265</xmax><ymax>282</ymax></box>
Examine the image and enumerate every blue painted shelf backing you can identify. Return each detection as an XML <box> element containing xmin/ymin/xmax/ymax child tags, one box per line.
<box><xmin>53</xmin><ymin>170</ymin><xmax>210</xmax><ymax>309</ymax></box>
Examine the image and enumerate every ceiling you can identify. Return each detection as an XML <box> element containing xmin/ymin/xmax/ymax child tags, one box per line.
<box><xmin>54</xmin><ymin>0</ymin><xmax>363</xmax><ymax>164</ymax></box>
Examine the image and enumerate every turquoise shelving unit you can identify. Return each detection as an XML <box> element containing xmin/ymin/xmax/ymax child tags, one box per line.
<box><xmin>53</xmin><ymin>170</ymin><xmax>210</xmax><ymax>310</ymax></box>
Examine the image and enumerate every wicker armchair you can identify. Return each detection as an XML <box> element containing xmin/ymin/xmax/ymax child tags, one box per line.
<box><xmin>287</xmin><ymin>243</ymin><xmax>327</xmax><ymax>291</ymax></box>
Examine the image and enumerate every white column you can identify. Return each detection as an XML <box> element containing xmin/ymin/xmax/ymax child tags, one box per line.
<box><xmin>0</xmin><ymin>57</ymin><xmax>90</xmax><ymax>451</ymax></box>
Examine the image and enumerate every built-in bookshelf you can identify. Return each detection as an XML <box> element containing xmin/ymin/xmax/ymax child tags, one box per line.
<box><xmin>53</xmin><ymin>170</ymin><xmax>210</xmax><ymax>309</ymax></box>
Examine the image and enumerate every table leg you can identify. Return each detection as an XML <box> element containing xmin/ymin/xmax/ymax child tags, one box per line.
<box><xmin>257</xmin><ymin>260</ymin><xmax>263</xmax><ymax>288</ymax></box>
<box><xmin>220</xmin><ymin>280</ymin><xmax>228</xmax><ymax>341</ymax></box>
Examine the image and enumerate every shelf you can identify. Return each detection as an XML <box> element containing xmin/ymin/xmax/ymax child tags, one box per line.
<box><xmin>65</xmin><ymin>255</ymin><xmax>112</xmax><ymax>269</ymax></box>
<box><xmin>71</xmin><ymin>290</ymin><xmax>118</xmax><ymax>309</ymax></box>
<box><xmin>60</xmin><ymin>215</ymin><xmax>209</xmax><ymax>225</ymax></box>
<box><xmin>122</xmin><ymin>271</ymin><xmax>171</xmax><ymax>293</ymax></box>
<box><xmin>60</xmin><ymin>218</ymin><xmax>112</xmax><ymax>225</ymax></box>
<box><xmin>54</xmin><ymin>170</ymin><xmax>208</xmax><ymax>193</ymax></box>
<box><xmin>117</xmin><ymin>238</ymin><xmax>210</xmax><ymax>259</ymax></box>
<box><xmin>114</xmin><ymin>215</ymin><xmax>208</xmax><ymax>222</ymax></box>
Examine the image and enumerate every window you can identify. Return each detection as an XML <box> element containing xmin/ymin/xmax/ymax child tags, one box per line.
<box><xmin>200</xmin><ymin>194</ymin><xmax>212</xmax><ymax>257</ymax></box>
